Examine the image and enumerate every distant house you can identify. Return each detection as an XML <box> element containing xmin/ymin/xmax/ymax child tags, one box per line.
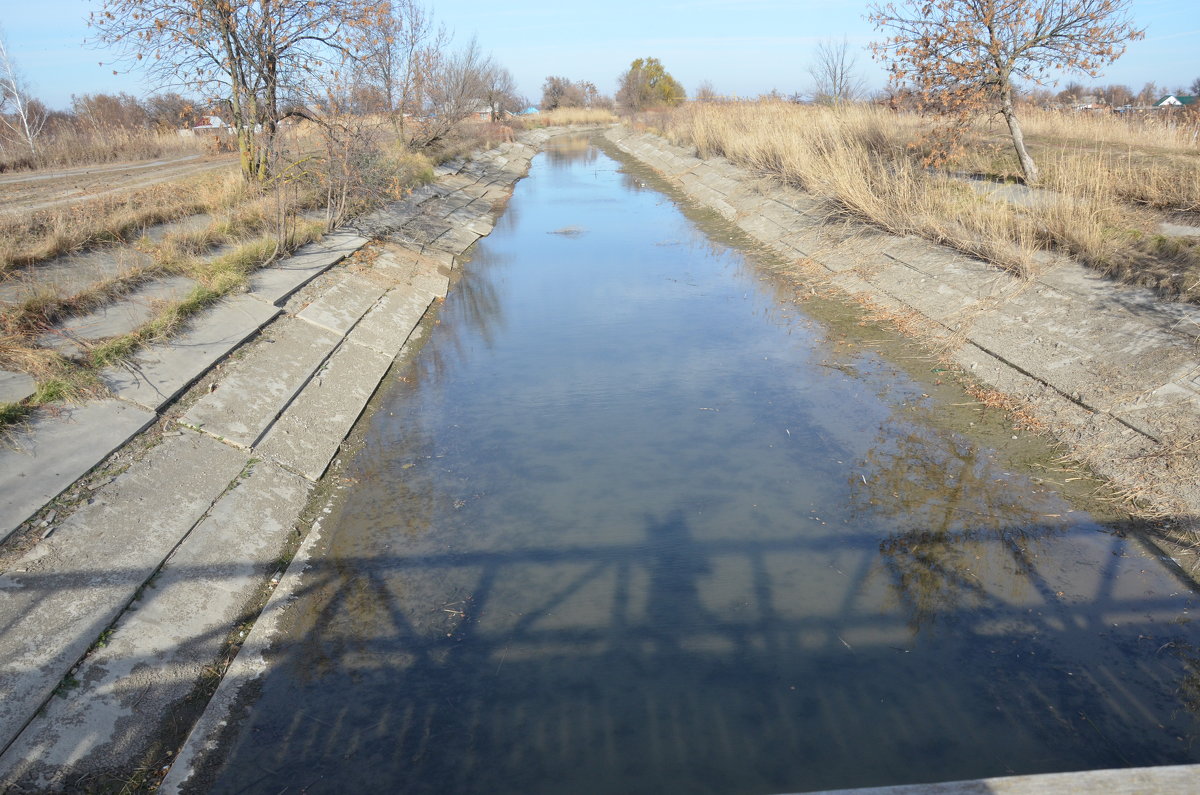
<box><xmin>179</xmin><ymin>115</ymin><xmax>230</xmax><ymax>137</ymax></box>
<box><xmin>193</xmin><ymin>115</ymin><xmax>228</xmax><ymax>130</ymax></box>
<box><xmin>1156</xmin><ymin>95</ymin><xmax>1198</xmax><ymax>108</ymax></box>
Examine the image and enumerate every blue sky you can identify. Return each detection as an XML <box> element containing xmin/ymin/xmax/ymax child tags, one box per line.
<box><xmin>3</xmin><ymin>0</ymin><xmax>1198</xmax><ymax>110</ymax></box>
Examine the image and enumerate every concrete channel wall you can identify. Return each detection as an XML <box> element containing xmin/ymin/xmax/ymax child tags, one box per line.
<box><xmin>0</xmin><ymin>126</ymin><xmax>568</xmax><ymax>790</ymax></box>
<box><xmin>606</xmin><ymin>126</ymin><xmax>1200</xmax><ymax>537</ymax></box>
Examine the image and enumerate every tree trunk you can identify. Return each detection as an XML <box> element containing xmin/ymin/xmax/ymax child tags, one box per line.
<box><xmin>1000</xmin><ymin>85</ymin><xmax>1038</xmax><ymax>185</ymax></box>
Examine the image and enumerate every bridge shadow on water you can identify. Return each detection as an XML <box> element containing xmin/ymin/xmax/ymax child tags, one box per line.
<box><xmin>200</xmin><ymin>507</ymin><xmax>1200</xmax><ymax>795</ymax></box>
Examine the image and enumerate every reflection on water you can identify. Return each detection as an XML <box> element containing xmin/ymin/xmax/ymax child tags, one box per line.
<box><xmin>204</xmin><ymin>135</ymin><xmax>1200</xmax><ymax>794</ymax></box>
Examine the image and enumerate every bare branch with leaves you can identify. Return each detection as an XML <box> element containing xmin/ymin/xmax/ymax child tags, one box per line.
<box><xmin>868</xmin><ymin>0</ymin><xmax>1144</xmax><ymax>184</ymax></box>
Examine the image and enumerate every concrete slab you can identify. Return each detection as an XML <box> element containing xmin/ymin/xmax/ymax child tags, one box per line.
<box><xmin>181</xmin><ymin>317</ymin><xmax>342</xmax><ymax>448</ymax></box>
<box><xmin>348</xmin><ymin>286</ymin><xmax>435</xmax><ymax>357</ymax></box>
<box><xmin>246</xmin><ymin>248</ymin><xmax>346</xmax><ymax>307</ymax></box>
<box><xmin>0</xmin><ymin>400</ymin><xmax>156</xmax><ymax>541</ymax></box>
<box><xmin>0</xmin><ymin>461</ymin><xmax>309</xmax><ymax>789</ymax></box>
<box><xmin>0</xmin><ymin>247</ymin><xmax>154</xmax><ymax>306</ymax></box>
<box><xmin>247</xmin><ymin>233</ymin><xmax>368</xmax><ymax>307</ymax></box>
<box><xmin>257</xmin><ymin>338</ymin><xmax>396</xmax><ymax>481</ymax></box>
<box><xmin>1160</xmin><ymin>221</ymin><xmax>1200</xmax><ymax>238</ymax></box>
<box><xmin>429</xmin><ymin>225</ymin><xmax>482</xmax><ymax>256</ymax></box>
<box><xmin>0</xmin><ymin>370</ymin><xmax>36</xmax><ymax>404</ymax></box>
<box><xmin>103</xmin><ymin>295</ymin><xmax>281</xmax><ymax>411</ymax></box>
<box><xmin>296</xmin><ymin>273</ymin><xmax>388</xmax><ymax>335</ymax></box>
<box><xmin>0</xmin><ymin>430</ymin><xmax>246</xmax><ymax>752</ymax></box>
<box><xmin>38</xmin><ymin>275</ymin><xmax>199</xmax><ymax>356</ymax></box>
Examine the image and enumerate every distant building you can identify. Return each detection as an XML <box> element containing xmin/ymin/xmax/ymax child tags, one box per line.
<box><xmin>1156</xmin><ymin>95</ymin><xmax>1198</xmax><ymax>107</ymax></box>
<box><xmin>193</xmin><ymin>115</ymin><xmax>227</xmax><ymax>130</ymax></box>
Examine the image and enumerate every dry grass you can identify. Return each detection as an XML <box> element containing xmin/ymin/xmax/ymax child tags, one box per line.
<box><xmin>0</xmin><ymin>171</ymin><xmax>252</xmax><ymax>273</ymax></box>
<box><xmin>0</xmin><ymin>129</ymin><xmax>447</xmax><ymax>431</ymax></box>
<box><xmin>524</xmin><ymin>108</ymin><xmax>618</xmax><ymax>127</ymax></box>
<box><xmin>653</xmin><ymin>102</ymin><xmax>1200</xmax><ymax>297</ymax></box>
<box><xmin>0</xmin><ymin>126</ymin><xmax>210</xmax><ymax>174</ymax></box>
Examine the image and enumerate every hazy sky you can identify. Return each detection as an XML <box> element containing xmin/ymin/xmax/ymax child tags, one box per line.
<box><xmin>3</xmin><ymin>0</ymin><xmax>1198</xmax><ymax>110</ymax></box>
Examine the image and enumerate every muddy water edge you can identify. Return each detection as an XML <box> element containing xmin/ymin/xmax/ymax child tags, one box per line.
<box><xmin>189</xmin><ymin>134</ymin><xmax>1200</xmax><ymax>794</ymax></box>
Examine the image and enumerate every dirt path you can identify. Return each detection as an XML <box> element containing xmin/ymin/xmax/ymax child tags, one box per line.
<box><xmin>0</xmin><ymin>152</ymin><xmax>239</xmax><ymax>215</ymax></box>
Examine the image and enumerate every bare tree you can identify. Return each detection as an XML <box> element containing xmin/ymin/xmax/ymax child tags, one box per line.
<box><xmin>483</xmin><ymin>64</ymin><xmax>517</xmax><ymax>121</ymax></box>
<box><xmin>541</xmin><ymin>76</ymin><xmax>602</xmax><ymax>110</ymax></box>
<box><xmin>361</xmin><ymin>0</ymin><xmax>447</xmax><ymax>139</ymax></box>
<box><xmin>0</xmin><ymin>28</ymin><xmax>48</xmax><ymax>156</ymax></box>
<box><xmin>694</xmin><ymin>80</ymin><xmax>719</xmax><ymax>103</ymax></box>
<box><xmin>869</xmin><ymin>0</ymin><xmax>1144</xmax><ymax>184</ymax></box>
<box><xmin>417</xmin><ymin>38</ymin><xmax>492</xmax><ymax>146</ymax></box>
<box><xmin>1136</xmin><ymin>81</ymin><xmax>1160</xmax><ymax>105</ymax></box>
<box><xmin>92</xmin><ymin>0</ymin><xmax>386</xmax><ymax>180</ymax></box>
<box><xmin>807</xmin><ymin>38</ymin><xmax>866</xmax><ymax>104</ymax></box>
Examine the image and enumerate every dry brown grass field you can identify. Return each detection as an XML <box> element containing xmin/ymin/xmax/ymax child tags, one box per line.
<box><xmin>651</xmin><ymin>102</ymin><xmax>1200</xmax><ymax>300</ymax></box>
<box><xmin>0</xmin><ymin>125</ymin><xmax>212</xmax><ymax>174</ymax></box>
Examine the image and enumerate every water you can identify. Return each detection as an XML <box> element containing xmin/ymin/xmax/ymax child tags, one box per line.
<box><xmin>203</xmin><ymin>136</ymin><xmax>1200</xmax><ymax>794</ymax></box>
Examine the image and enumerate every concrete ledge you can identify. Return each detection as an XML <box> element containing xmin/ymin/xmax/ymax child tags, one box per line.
<box><xmin>791</xmin><ymin>763</ymin><xmax>1200</xmax><ymax>794</ymax></box>
<box><xmin>296</xmin><ymin>273</ymin><xmax>389</xmax><ymax>335</ymax></box>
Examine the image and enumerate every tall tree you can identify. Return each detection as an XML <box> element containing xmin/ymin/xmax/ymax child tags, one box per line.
<box><xmin>869</xmin><ymin>0</ymin><xmax>1143</xmax><ymax>184</ymax></box>
<box><xmin>808</xmin><ymin>38</ymin><xmax>866</xmax><ymax>104</ymax></box>
<box><xmin>92</xmin><ymin>0</ymin><xmax>386</xmax><ymax>180</ymax></box>
<box><xmin>0</xmin><ymin>27</ymin><xmax>47</xmax><ymax>156</ymax></box>
<box><xmin>616</xmin><ymin>57</ymin><xmax>685</xmax><ymax>112</ymax></box>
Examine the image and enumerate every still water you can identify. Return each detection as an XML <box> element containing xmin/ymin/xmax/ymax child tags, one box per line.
<box><xmin>206</xmin><ymin>136</ymin><xmax>1200</xmax><ymax>793</ymax></box>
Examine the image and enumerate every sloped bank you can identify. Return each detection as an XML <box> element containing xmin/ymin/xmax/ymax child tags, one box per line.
<box><xmin>0</xmin><ymin>126</ymin><xmax>577</xmax><ymax>791</ymax></box>
<box><xmin>606</xmin><ymin>126</ymin><xmax>1200</xmax><ymax>548</ymax></box>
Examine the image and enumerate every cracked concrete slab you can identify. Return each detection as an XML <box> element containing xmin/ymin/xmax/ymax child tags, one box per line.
<box><xmin>348</xmin><ymin>286</ymin><xmax>435</xmax><ymax>357</ymax></box>
<box><xmin>103</xmin><ymin>295</ymin><xmax>281</xmax><ymax>411</ymax></box>
<box><xmin>181</xmin><ymin>317</ymin><xmax>342</xmax><ymax>448</ymax></box>
<box><xmin>257</xmin><ymin>338</ymin><xmax>397</xmax><ymax>481</ymax></box>
<box><xmin>0</xmin><ymin>430</ymin><xmax>246</xmax><ymax>752</ymax></box>
<box><xmin>296</xmin><ymin>273</ymin><xmax>388</xmax><ymax>335</ymax></box>
<box><xmin>247</xmin><ymin>233</ymin><xmax>367</xmax><ymax>307</ymax></box>
<box><xmin>0</xmin><ymin>460</ymin><xmax>309</xmax><ymax>789</ymax></box>
<box><xmin>0</xmin><ymin>400</ymin><xmax>156</xmax><ymax>541</ymax></box>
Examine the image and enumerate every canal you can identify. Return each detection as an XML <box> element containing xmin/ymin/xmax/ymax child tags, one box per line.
<box><xmin>202</xmin><ymin>134</ymin><xmax>1200</xmax><ymax>793</ymax></box>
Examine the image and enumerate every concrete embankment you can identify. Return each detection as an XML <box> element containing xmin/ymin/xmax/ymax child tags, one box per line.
<box><xmin>0</xmin><ymin>127</ymin><xmax>565</xmax><ymax>790</ymax></box>
<box><xmin>606</xmin><ymin>126</ymin><xmax>1200</xmax><ymax>545</ymax></box>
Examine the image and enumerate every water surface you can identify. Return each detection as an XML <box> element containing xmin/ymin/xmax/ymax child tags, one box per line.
<box><xmin>204</xmin><ymin>135</ymin><xmax>1200</xmax><ymax>794</ymax></box>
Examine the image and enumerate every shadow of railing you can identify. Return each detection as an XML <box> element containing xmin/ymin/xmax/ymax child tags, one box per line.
<box><xmin>139</xmin><ymin>508</ymin><xmax>1200</xmax><ymax>795</ymax></box>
